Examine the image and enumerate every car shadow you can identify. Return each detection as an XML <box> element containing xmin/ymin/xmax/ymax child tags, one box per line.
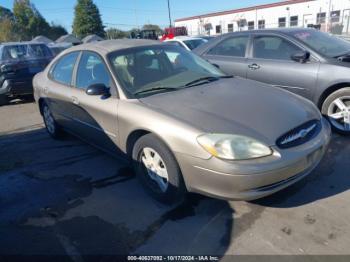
<box><xmin>0</xmin><ymin>95</ymin><xmax>35</xmax><ymax>107</ymax></box>
<box><xmin>0</xmin><ymin>128</ymin><xmax>235</xmax><ymax>257</ymax></box>
<box><xmin>253</xmin><ymin>134</ymin><xmax>350</xmax><ymax>208</ymax></box>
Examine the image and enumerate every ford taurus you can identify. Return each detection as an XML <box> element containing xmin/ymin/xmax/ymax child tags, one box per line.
<box><xmin>33</xmin><ymin>39</ymin><xmax>331</xmax><ymax>204</ymax></box>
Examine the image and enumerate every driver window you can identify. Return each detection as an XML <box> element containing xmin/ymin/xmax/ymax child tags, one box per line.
<box><xmin>76</xmin><ymin>52</ymin><xmax>112</xmax><ymax>90</ymax></box>
<box><xmin>253</xmin><ymin>35</ymin><xmax>301</xmax><ymax>60</ymax></box>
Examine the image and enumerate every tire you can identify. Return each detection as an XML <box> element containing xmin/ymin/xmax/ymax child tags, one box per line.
<box><xmin>132</xmin><ymin>134</ymin><xmax>186</xmax><ymax>204</ymax></box>
<box><xmin>41</xmin><ymin>102</ymin><xmax>63</xmax><ymax>139</ymax></box>
<box><xmin>321</xmin><ymin>87</ymin><xmax>350</xmax><ymax>135</ymax></box>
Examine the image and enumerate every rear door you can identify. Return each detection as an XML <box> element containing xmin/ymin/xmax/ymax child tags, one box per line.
<box><xmin>70</xmin><ymin>51</ymin><xmax>119</xmax><ymax>153</ymax></box>
<box><xmin>46</xmin><ymin>51</ymin><xmax>80</xmax><ymax>128</ymax></box>
<box><xmin>246</xmin><ymin>33</ymin><xmax>320</xmax><ymax>99</ymax></box>
<box><xmin>200</xmin><ymin>34</ymin><xmax>250</xmax><ymax>78</ymax></box>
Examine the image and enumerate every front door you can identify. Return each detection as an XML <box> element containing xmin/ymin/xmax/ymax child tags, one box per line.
<box><xmin>246</xmin><ymin>34</ymin><xmax>320</xmax><ymax>99</ymax></box>
<box><xmin>70</xmin><ymin>51</ymin><xmax>119</xmax><ymax>154</ymax></box>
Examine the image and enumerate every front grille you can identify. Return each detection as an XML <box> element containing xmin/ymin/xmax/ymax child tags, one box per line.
<box><xmin>276</xmin><ymin>119</ymin><xmax>321</xmax><ymax>149</ymax></box>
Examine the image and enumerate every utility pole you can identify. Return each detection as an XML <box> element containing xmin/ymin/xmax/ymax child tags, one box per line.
<box><xmin>167</xmin><ymin>0</ymin><xmax>172</xmax><ymax>27</ymax></box>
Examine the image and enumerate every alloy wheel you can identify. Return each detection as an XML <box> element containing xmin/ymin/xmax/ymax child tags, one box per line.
<box><xmin>327</xmin><ymin>96</ymin><xmax>350</xmax><ymax>132</ymax></box>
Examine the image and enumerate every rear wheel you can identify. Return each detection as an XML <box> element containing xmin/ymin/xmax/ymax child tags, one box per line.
<box><xmin>42</xmin><ymin>102</ymin><xmax>63</xmax><ymax>139</ymax></box>
<box><xmin>132</xmin><ymin>134</ymin><xmax>186</xmax><ymax>204</ymax></box>
<box><xmin>322</xmin><ymin>87</ymin><xmax>350</xmax><ymax>135</ymax></box>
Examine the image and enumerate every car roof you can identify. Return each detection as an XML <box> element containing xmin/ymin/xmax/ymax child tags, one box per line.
<box><xmin>222</xmin><ymin>27</ymin><xmax>316</xmax><ymax>36</ymax></box>
<box><xmin>65</xmin><ymin>39</ymin><xmax>161</xmax><ymax>55</ymax></box>
<box><xmin>171</xmin><ymin>36</ymin><xmax>204</xmax><ymax>41</ymax></box>
<box><xmin>0</xmin><ymin>41</ymin><xmax>47</xmax><ymax>46</ymax></box>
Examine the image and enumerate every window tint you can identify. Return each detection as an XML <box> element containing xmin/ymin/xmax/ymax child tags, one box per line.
<box><xmin>208</xmin><ymin>36</ymin><xmax>248</xmax><ymax>57</ymax></box>
<box><xmin>76</xmin><ymin>52</ymin><xmax>111</xmax><ymax>90</ymax></box>
<box><xmin>183</xmin><ymin>39</ymin><xmax>207</xmax><ymax>50</ymax></box>
<box><xmin>108</xmin><ymin>46</ymin><xmax>225</xmax><ymax>97</ymax></box>
<box><xmin>29</xmin><ymin>44</ymin><xmax>52</xmax><ymax>58</ymax></box>
<box><xmin>2</xmin><ymin>45</ymin><xmax>28</xmax><ymax>60</ymax></box>
<box><xmin>253</xmin><ymin>36</ymin><xmax>300</xmax><ymax>60</ymax></box>
<box><xmin>51</xmin><ymin>52</ymin><xmax>79</xmax><ymax>85</ymax></box>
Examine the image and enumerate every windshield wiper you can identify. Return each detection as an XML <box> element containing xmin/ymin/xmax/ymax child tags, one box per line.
<box><xmin>184</xmin><ymin>75</ymin><xmax>233</xmax><ymax>87</ymax></box>
<box><xmin>133</xmin><ymin>86</ymin><xmax>179</xmax><ymax>96</ymax></box>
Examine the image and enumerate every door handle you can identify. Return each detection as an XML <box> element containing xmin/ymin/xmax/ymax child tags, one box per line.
<box><xmin>248</xmin><ymin>63</ymin><xmax>260</xmax><ymax>70</ymax></box>
<box><xmin>43</xmin><ymin>87</ymin><xmax>49</xmax><ymax>95</ymax></box>
<box><xmin>71</xmin><ymin>96</ymin><xmax>79</xmax><ymax>105</ymax></box>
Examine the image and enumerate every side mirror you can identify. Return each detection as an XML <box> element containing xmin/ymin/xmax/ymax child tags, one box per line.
<box><xmin>291</xmin><ymin>51</ymin><xmax>310</xmax><ymax>63</ymax></box>
<box><xmin>86</xmin><ymin>83</ymin><xmax>109</xmax><ymax>96</ymax></box>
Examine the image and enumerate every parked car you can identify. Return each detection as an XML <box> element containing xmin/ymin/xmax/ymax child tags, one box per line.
<box><xmin>193</xmin><ymin>35</ymin><xmax>216</xmax><ymax>41</ymax></box>
<box><xmin>194</xmin><ymin>28</ymin><xmax>350</xmax><ymax>135</ymax></box>
<box><xmin>48</xmin><ymin>43</ymin><xmax>72</xmax><ymax>57</ymax></box>
<box><xmin>33</xmin><ymin>39</ymin><xmax>331</xmax><ymax>204</ymax></box>
<box><xmin>164</xmin><ymin>36</ymin><xmax>208</xmax><ymax>51</ymax></box>
<box><xmin>0</xmin><ymin>42</ymin><xmax>53</xmax><ymax>105</ymax></box>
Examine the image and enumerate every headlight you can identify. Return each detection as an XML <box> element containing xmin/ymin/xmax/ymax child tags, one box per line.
<box><xmin>197</xmin><ymin>134</ymin><xmax>272</xmax><ymax>160</ymax></box>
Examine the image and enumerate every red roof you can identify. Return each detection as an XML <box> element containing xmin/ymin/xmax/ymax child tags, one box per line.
<box><xmin>175</xmin><ymin>0</ymin><xmax>314</xmax><ymax>22</ymax></box>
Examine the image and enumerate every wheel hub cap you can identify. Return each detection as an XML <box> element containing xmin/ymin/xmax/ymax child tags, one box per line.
<box><xmin>141</xmin><ymin>147</ymin><xmax>169</xmax><ymax>192</ymax></box>
<box><xmin>328</xmin><ymin>97</ymin><xmax>350</xmax><ymax>132</ymax></box>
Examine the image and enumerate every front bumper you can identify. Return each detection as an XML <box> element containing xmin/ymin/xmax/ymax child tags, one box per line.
<box><xmin>0</xmin><ymin>78</ymin><xmax>33</xmax><ymax>96</ymax></box>
<box><xmin>176</xmin><ymin>117</ymin><xmax>332</xmax><ymax>201</ymax></box>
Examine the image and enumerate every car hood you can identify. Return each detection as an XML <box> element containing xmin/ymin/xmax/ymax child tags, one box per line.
<box><xmin>139</xmin><ymin>78</ymin><xmax>320</xmax><ymax>146</ymax></box>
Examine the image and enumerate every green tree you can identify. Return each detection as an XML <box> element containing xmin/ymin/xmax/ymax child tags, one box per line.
<box><xmin>0</xmin><ymin>6</ymin><xmax>14</xmax><ymax>20</ymax></box>
<box><xmin>142</xmin><ymin>24</ymin><xmax>163</xmax><ymax>34</ymax></box>
<box><xmin>48</xmin><ymin>23</ymin><xmax>68</xmax><ymax>40</ymax></box>
<box><xmin>72</xmin><ymin>0</ymin><xmax>105</xmax><ymax>38</ymax></box>
<box><xmin>13</xmin><ymin>0</ymin><xmax>50</xmax><ymax>40</ymax></box>
<box><xmin>106</xmin><ymin>28</ymin><xmax>127</xmax><ymax>39</ymax></box>
<box><xmin>0</xmin><ymin>18</ymin><xmax>19</xmax><ymax>42</ymax></box>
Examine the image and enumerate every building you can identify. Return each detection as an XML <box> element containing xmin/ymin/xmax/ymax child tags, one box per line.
<box><xmin>174</xmin><ymin>0</ymin><xmax>350</xmax><ymax>36</ymax></box>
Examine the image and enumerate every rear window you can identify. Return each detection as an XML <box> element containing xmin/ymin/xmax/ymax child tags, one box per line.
<box><xmin>1</xmin><ymin>44</ymin><xmax>52</xmax><ymax>60</ymax></box>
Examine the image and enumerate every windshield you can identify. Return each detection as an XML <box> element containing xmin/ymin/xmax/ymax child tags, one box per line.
<box><xmin>291</xmin><ymin>30</ymin><xmax>350</xmax><ymax>57</ymax></box>
<box><xmin>183</xmin><ymin>39</ymin><xmax>207</xmax><ymax>50</ymax></box>
<box><xmin>108</xmin><ymin>45</ymin><xmax>226</xmax><ymax>97</ymax></box>
<box><xmin>1</xmin><ymin>44</ymin><xmax>52</xmax><ymax>61</ymax></box>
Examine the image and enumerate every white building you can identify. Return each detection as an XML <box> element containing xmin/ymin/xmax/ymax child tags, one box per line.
<box><xmin>174</xmin><ymin>0</ymin><xmax>350</xmax><ymax>36</ymax></box>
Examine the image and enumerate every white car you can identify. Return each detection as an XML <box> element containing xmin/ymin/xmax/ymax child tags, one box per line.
<box><xmin>164</xmin><ymin>36</ymin><xmax>208</xmax><ymax>51</ymax></box>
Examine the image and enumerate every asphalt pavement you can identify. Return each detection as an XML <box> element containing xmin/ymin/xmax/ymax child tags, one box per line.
<box><xmin>0</xmin><ymin>101</ymin><xmax>349</xmax><ymax>259</ymax></box>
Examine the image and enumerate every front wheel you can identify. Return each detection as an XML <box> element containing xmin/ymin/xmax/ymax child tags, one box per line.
<box><xmin>132</xmin><ymin>134</ymin><xmax>186</xmax><ymax>204</ymax></box>
<box><xmin>322</xmin><ymin>87</ymin><xmax>350</xmax><ymax>135</ymax></box>
<box><xmin>42</xmin><ymin>102</ymin><xmax>63</xmax><ymax>139</ymax></box>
